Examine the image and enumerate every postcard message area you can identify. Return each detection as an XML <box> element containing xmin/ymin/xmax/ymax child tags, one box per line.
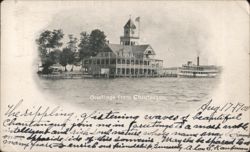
<box><xmin>1</xmin><ymin>99</ymin><xmax>250</xmax><ymax>151</ymax></box>
<box><xmin>1</xmin><ymin>1</ymin><xmax>249</xmax><ymax>152</ymax></box>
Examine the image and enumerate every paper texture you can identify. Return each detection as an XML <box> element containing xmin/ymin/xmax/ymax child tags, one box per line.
<box><xmin>1</xmin><ymin>1</ymin><xmax>249</xmax><ymax>152</ymax></box>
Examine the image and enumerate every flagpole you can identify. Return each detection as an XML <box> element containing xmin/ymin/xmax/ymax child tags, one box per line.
<box><xmin>138</xmin><ymin>19</ymin><xmax>140</xmax><ymax>38</ymax></box>
<box><xmin>135</xmin><ymin>17</ymin><xmax>140</xmax><ymax>38</ymax></box>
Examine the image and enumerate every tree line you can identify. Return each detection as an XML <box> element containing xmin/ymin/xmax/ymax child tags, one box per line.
<box><xmin>36</xmin><ymin>29</ymin><xmax>107</xmax><ymax>74</ymax></box>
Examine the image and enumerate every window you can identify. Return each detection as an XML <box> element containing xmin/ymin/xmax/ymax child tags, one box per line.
<box><xmin>109</xmin><ymin>68</ymin><xmax>113</xmax><ymax>74</ymax></box>
<box><xmin>118</xmin><ymin>59</ymin><xmax>121</xmax><ymax>64</ymax></box>
<box><xmin>126</xmin><ymin>69</ymin><xmax>130</xmax><ymax>74</ymax></box>
<box><xmin>111</xmin><ymin>59</ymin><xmax>116</xmax><ymax>64</ymax></box>
<box><xmin>125</xmin><ymin>41</ymin><xmax>129</xmax><ymax>45</ymax></box>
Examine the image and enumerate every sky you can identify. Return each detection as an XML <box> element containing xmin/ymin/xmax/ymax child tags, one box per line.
<box><xmin>3</xmin><ymin>0</ymin><xmax>249</xmax><ymax>68</ymax></box>
<box><xmin>46</xmin><ymin>1</ymin><xmax>214</xmax><ymax>67</ymax></box>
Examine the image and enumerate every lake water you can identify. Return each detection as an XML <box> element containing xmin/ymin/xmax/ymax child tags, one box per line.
<box><xmin>36</xmin><ymin>77</ymin><xmax>220</xmax><ymax>112</ymax></box>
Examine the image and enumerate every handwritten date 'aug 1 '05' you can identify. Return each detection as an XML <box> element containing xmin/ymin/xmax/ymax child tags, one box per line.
<box><xmin>2</xmin><ymin>99</ymin><xmax>250</xmax><ymax>151</ymax></box>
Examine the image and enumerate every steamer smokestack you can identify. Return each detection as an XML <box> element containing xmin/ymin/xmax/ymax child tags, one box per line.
<box><xmin>197</xmin><ymin>56</ymin><xmax>200</xmax><ymax>66</ymax></box>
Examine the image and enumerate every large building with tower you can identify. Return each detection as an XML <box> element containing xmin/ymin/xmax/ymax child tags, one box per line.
<box><xmin>82</xmin><ymin>17</ymin><xmax>163</xmax><ymax>77</ymax></box>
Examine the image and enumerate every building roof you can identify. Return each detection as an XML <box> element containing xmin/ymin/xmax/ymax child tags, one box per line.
<box><xmin>124</xmin><ymin>19</ymin><xmax>136</xmax><ymax>29</ymax></box>
<box><xmin>106</xmin><ymin>43</ymin><xmax>156</xmax><ymax>57</ymax></box>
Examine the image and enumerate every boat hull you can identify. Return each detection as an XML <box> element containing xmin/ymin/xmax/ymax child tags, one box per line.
<box><xmin>177</xmin><ymin>73</ymin><xmax>217</xmax><ymax>78</ymax></box>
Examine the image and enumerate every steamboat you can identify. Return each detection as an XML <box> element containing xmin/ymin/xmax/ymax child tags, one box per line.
<box><xmin>178</xmin><ymin>56</ymin><xmax>220</xmax><ymax>78</ymax></box>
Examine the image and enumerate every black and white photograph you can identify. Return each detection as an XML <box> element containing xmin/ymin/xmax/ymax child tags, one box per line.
<box><xmin>1</xmin><ymin>1</ymin><xmax>249</xmax><ymax>152</ymax></box>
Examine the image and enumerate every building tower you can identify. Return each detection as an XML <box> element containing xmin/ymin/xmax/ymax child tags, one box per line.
<box><xmin>120</xmin><ymin>18</ymin><xmax>140</xmax><ymax>46</ymax></box>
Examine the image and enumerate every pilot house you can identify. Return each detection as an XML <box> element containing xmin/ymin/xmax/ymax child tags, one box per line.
<box><xmin>82</xmin><ymin>18</ymin><xmax>163</xmax><ymax>77</ymax></box>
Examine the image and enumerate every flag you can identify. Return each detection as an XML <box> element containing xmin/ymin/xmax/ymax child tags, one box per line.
<box><xmin>135</xmin><ymin>16</ymin><xmax>140</xmax><ymax>22</ymax></box>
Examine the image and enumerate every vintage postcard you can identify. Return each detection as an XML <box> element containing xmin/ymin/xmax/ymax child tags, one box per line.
<box><xmin>1</xmin><ymin>0</ymin><xmax>249</xmax><ymax>152</ymax></box>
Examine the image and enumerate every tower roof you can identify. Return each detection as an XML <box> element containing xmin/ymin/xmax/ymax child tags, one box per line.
<box><xmin>124</xmin><ymin>19</ymin><xmax>136</xmax><ymax>29</ymax></box>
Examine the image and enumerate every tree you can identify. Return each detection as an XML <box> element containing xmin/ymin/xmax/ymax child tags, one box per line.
<box><xmin>50</xmin><ymin>29</ymin><xmax>64</xmax><ymax>49</ymax></box>
<box><xmin>41</xmin><ymin>50</ymin><xmax>62</xmax><ymax>74</ymax></box>
<box><xmin>88</xmin><ymin>29</ymin><xmax>107</xmax><ymax>56</ymax></box>
<box><xmin>50</xmin><ymin>49</ymin><xmax>62</xmax><ymax>63</ymax></box>
<box><xmin>78</xmin><ymin>30</ymin><xmax>107</xmax><ymax>59</ymax></box>
<box><xmin>36</xmin><ymin>29</ymin><xmax>64</xmax><ymax>73</ymax></box>
<box><xmin>67</xmin><ymin>34</ymin><xmax>78</xmax><ymax>71</ymax></box>
<box><xmin>67</xmin><ymin>34</ymin><xmax>78</xmax><ymax>52</ymax></box>
<box><xmin>60</xmin><ymin>47</ymin><xmax>74</xmax><ymax>72</ymax></box>
<box><xmin>36</xmin><ymin>29</ymin><xmax>64</xmax><ymax>56</ymax></box>
<box><xmin>78</xmin><ymin>32</ymin><xmax>90</xmax><ymax>60</ymax></box>
<box><xmin>36</xmin><ymin>28</ymin><xmax>108</xmax><ymax>74</ymax></box>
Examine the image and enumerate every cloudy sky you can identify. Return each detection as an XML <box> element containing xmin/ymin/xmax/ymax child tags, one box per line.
<box><xmin>3</xmin><ymin>1</ymin><xmax>249</xmax><ymax>68</ymax></box>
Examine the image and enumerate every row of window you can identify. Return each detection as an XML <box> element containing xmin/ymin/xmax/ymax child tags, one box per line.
<box><xmin>117</xmin><ymin>52</ymin><xmax>144</xmax><ymax>58</ymax></box>
<box><xmin>100</xmin><ymin>52</ymin><xmax>110</xmax><ymax>57</ymax></box>
<box><xmin>100</xmin><ymin>52</ymin><xmax>144</xmax><ymax>58</ymax></box>
<box><xmin>122</xmin><ymin>41</ymin><xmax>136</xmax><ymax>46</ymax></box>
<box><xmin>180</xmin><ymin>71</ymin><xmax>217</xmax><ymax>74</ymax></box>
<box><xmin>88</xmin><ymin>68</ymin><xmax>157</xmax><ymax>75</ymax></box>
<box><xmin>117</xmin><ymin>68</ymin><xmax>156</xmax><ymax>75</ymax></box>
<box><xmin>182</xmin><ymin>66</ymin><xmax>216</xmax><ymax>70</ymax></box>
<box><xmin>84</xmin><ymin>59</ymin><xmax>161</xmax><ymax>66</ymax></box>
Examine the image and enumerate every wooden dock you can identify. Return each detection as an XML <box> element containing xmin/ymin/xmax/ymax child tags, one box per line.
<box><xmin>39</xmin><ymin>73</ymin><xmax>93</xmax><ymax>79</ymax></box>
<box><xmin>38</xmin><ymin>72</ymin><xmax>178</xmax><ymax>79</ymax></box>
